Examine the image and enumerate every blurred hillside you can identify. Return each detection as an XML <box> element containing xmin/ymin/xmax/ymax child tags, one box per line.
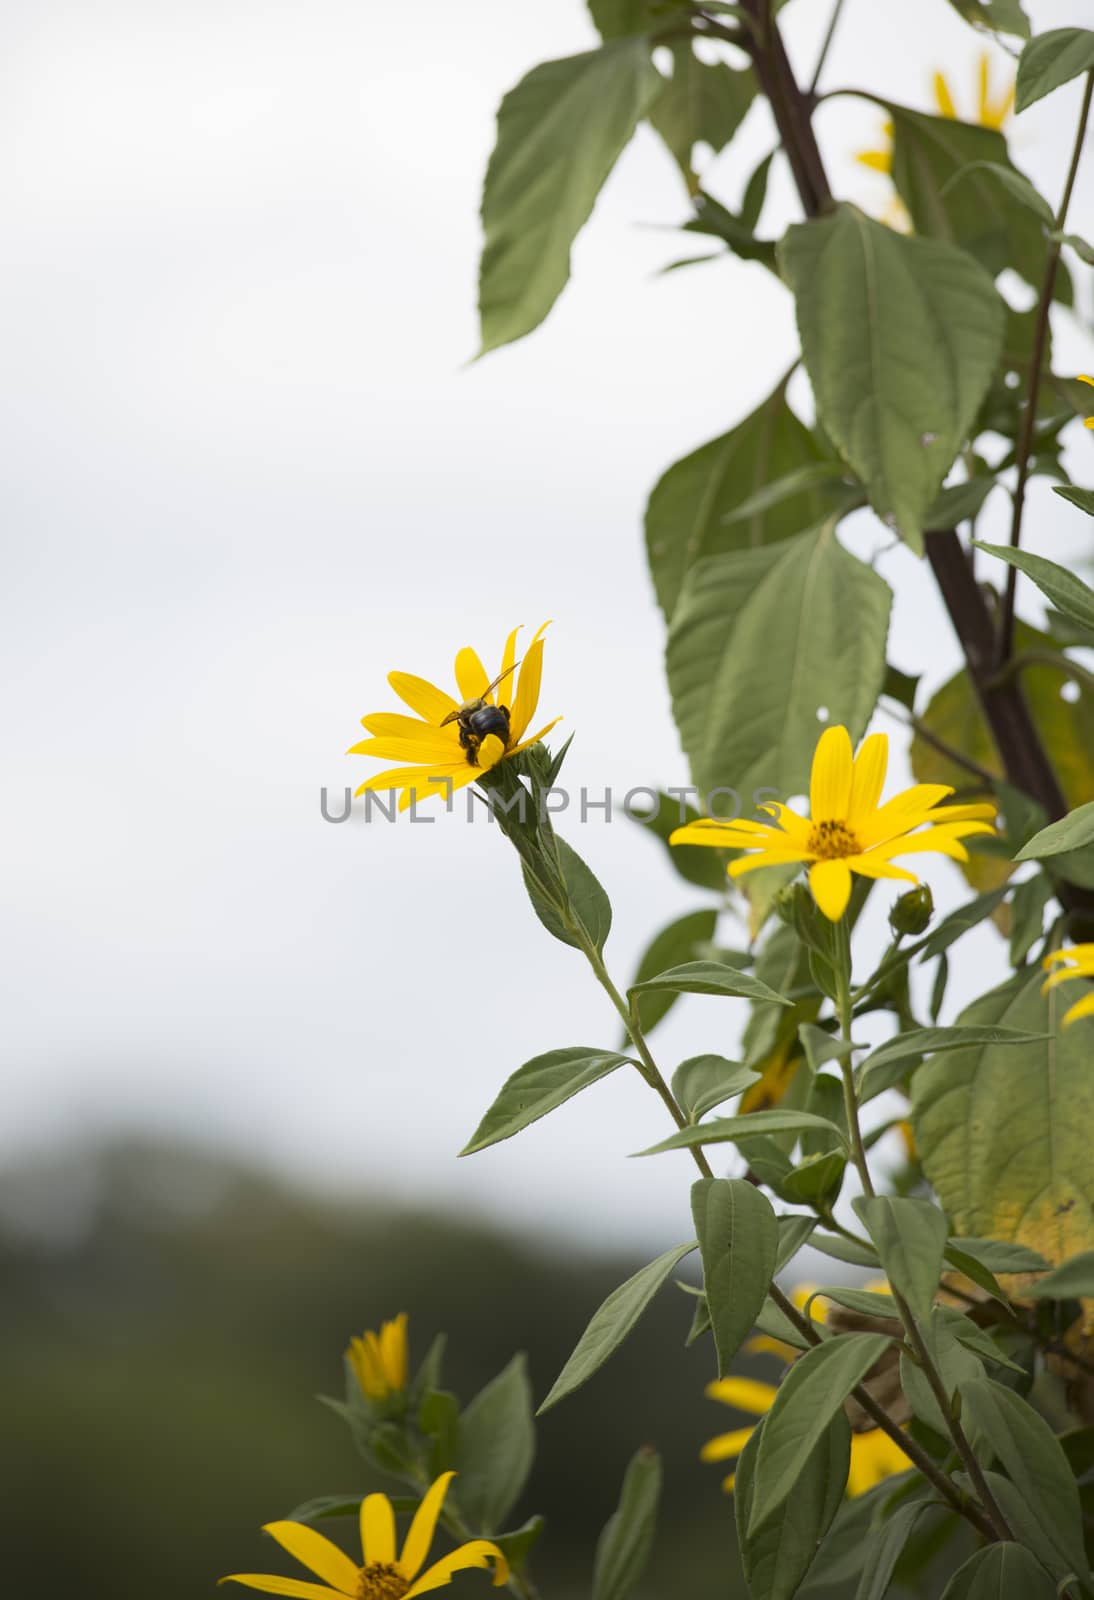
<box><xmin>0</xmin><ymin>1142</ymin><xmax>743</xmax><ymax>1597</ymax></box>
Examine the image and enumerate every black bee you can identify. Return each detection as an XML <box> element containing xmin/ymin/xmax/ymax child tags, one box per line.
<box><xmin>441</xmin><ymin>661</ymin><xmax>520</xmax><ymax>766</ymax></box>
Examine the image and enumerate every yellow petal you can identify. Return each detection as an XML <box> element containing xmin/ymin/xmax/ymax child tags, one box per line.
<box><xmin>987</xmin><ymin>80</ymin><xmax>1014</xmax><ymax>128</ymax></box>
<box><xmin>728</xmin><ymin>848</ymin><xmax>812</xmax><ymax>877</ymax></box>
<box><xmin>809</xmin><ymin>859</ymin><xmax>853</xmax><ymax>921</ymax></box>
<box><xmin>395</xmin><ymin>765</ymin><xmax>481</xmax><ymax>813</ymax></box>
<box><xmin>388</xmin><ymin>672</ymin><xmax>459</xmax><ymax>725</ymax></box>
<box><xmin>846</xmin><ymin>1428</ymin><xmax>912</xmax><ymax>1498</ymax></box>
<box><xmin>355</xmin><ymin>761</ymin><xmax>466</xmax><ymax>798</ymax></box>
<box><xmin>510</xmin><ymin>622</ymin><xmax>550</xmax><ymax>744</ymax></box>
<box><xmin>454</xmin><ymin>647</ymin><xmax>490</xmax><ymax>704</ymax></box>
<box><xmin>399</xmin><ymin>1473</ymin><xmax>455</xmax><ymax>1580</ymax></box>
<box><xmin>933</xmin><ymin>70</ymin><xmax>957</xmax><ymax>120</ymax></box>
<box><xmin>705</xmin><ymin>1376</ymin><xmax>778</xmax><ymax>1413</ymax></box>
<box><xmin>856</xmin><ymin>783</ymin><xmax>955</xmax><ymax>847</ymax></box>
<box><xmin>976</xmin><ymin>53</ymin><xmax>989</xmax><ymax>123</ymax></box>
<box><xmin>839</xmin><ymin>855</ymin><xmax>917</xmax><ymax>885</ymax></box>
<box><xmin>349</xmin><ymin>736</ymin><xmax>467</xmax><ymax>764</ymax></box>
<box><xmin>1079</xmin><ymin>375</ymin><xmax>1094</xmax><ymax>388</ymax></box>
<box><xmin>1042</xmin><ymin>966</ymin><xmax>1086</xmax><ymax>993</ymax></box>
<box><xmin>475</xmin><ymin>732</ymin><xmax>506</xmax><ymax>772</ymax></box>
<box><xmin>405</xmin><ymin>1542</ymin><xmax>509</xmax><ymax>1597</ymax></box>
<box><xmin>847</xmin><ymin>733</ymin><xmax>889</xmax><ymax>828</ymax></box>
<box><xmin>260</xmin><ymin>1525</ymin><xmax>359</xmax><ymax>1597</ymax></box>
<box><xmin>700</xmin><ymin>1426</ymin><xmax>754</xmax><ymax>1463</ymax></box>
<box><xmin>381</xmin><ymin>1313</ymin><xmax>408</xmax><ymax>1390</ymax></box>
<box><xmin>510</xmin><ymin>715</ymin><xmax>564</xmax><ymax>756</ymax></box>
<box><xmin>856</xmin><ymin>148</ymin><xmax>892</xmax><ymax>173</ymax></box>
<box><xmin>220</xmin><ymin>1577</ymin><xmax>343</xmax><ymax>1598</ymax></box>
<box><xmin>1062</xmin><ymin>992</ymin><xmax>1094</xmax><ymax>1027</ymax></box>
<box><xmin>752</xmin><ymin>802</ymin><xmax>812</xmax><ymax>844</ymax></box>
<box><xmin>361</xmin><ymin>713</ymin><xmax>460</xmax><ymax>743</ymax></box>
<box><xmin>810</xmin><ymin>725</ymin><xmax>853</xmax><ymax>823</ymax></box>
<box><xmin>360</xmin><ymin>1496</ymin><xmax>396</xmax><ymax>1566</ymax></box>
<box><xmin>496</xmin><ymin>625</ymin><xmax>522</xmax><ymax>709</ymax></box>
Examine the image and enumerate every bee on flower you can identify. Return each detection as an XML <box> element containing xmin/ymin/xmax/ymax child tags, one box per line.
<box><xmin>671</xmin><ymin>724</ymin><xmax>996</xmax><ymax>922</ymax></box>
<box><xmin>349</xmin><ymin>623</ymin><xmax>560</xmax><ymax>812</ymax></box>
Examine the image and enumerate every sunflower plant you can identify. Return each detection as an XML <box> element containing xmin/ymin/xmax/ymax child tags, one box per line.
<box><xmin>227</xmin><ymin>5</ymin><xmax>1094</xmax><ymax>1598</ymax></box>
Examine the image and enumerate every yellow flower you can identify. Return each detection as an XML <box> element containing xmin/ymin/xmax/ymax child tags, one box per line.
<box><xmin>349</xmin><ymin>623</ymin><xmax>560</xmax><ymax>812</ymax></box>
<box><xmin>347</xmin><ymin>1313</ymin><xmax>408</xmax><ymax>1402</ymax></box>
<box><xmin>1042</xmin><ymin>944</ymin><xmax>1094</xmax><ymax>1027</ymax></box>
<box><xmin>670</xmin><ymin>725</ymin><xmax>996</xmax><ymax>922</ymax></box>
<box><xmin>222</xmin><ymin>1471</ymin><xmax>508</xmax><ymax>1600</ymax></box>
<box><xmin>1078</xmin><ymin>374</ymin><xmax>1094</xmax><ymax>430</ymax></box>
<box><xmin>701</xmin><ymin>1375</ymin><xmax>911</xmax><ymax>1498</ymax></box>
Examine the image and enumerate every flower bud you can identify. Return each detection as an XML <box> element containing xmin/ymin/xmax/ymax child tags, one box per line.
<box><xmin>889</xmin><ymin>884</ymin><xmax>933</xmax><ymax>937</ymax></box>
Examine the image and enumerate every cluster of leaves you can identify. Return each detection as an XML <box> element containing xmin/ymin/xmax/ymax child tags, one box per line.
<box><xmin>447</xmin><ymin>3</ymin><xmax>1094</xmax><ymax>1597</ymax></box>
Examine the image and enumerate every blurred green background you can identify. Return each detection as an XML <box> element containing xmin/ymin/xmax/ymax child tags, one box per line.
<box><xmin>0</xmin><ymin>1141</ymin><xmax>743</xmax><ymax>1596</ymax></box>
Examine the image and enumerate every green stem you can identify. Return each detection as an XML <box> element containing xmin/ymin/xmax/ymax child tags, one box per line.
<box><xmin>996</xmin><ymin>68</ymin><xmax>1094</xmax><ymax>669</ymax></box>
<box><xmin>832</xmin><ymin>916</ymin><xmax>875</xmax><ymax>1199</ymax></box>
<box><xmin>807</xmin><ymin>0</ymin><xmax>847</xmax><ymax>95</ymax></box>
<box><xmin>989</xmin><ymin>649</ymin><xmax>1094</xmax><ymax>699</ymax></box>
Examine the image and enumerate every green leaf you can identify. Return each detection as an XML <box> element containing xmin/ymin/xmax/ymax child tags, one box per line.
<box><xmin>899</xmin><ymin>1314</ymin><xmax>984</xmax><ymax>1434</ymax></box>
<box><xmin>419</xmin><ymin>1388</ymin><xmax>461</xmax><ymax>1477</ymax></box>
<box><xmin>288</xmin><ymin>1494</ymin><xmax>367</xmax><ymax>1522</ymax></box>
<box><xmin>588</xmin><ymin>0</ymin><xmax>691</xmax><ymax>37</ymax></box>
<box><xmin>1053</xmin><ymin>231</ymin><xmax>1094</xmax><ymax>265</ymax></box>
<box><xmin>959</xmin><ymin>1377</ymin><xmax>1090</xmax><ymax>1583</ymax></box>
<box><xmin>627</xmin><ymin>789</ymin><xmax>729</xmax><ymax>891</ymax></box>
<box><xmin>461</xmin><ymin>1047</ymin><xmax>633</xmax><ymax>1155</ymax></box>
<box><xmin>1055</xmin><ymin>485</ymin><xmax>1094</xmax><ymax>518</ymax></box>
<box><xmin>974</xmin><ymin>1472</ymin><xmax>1080</xmax><ymax>1589</ymax></box>
<box><xmin>974</xmin><ymin>541</ymin><xmax>1094</xmax><ymax>636</ymax></box>
<box><xmin>628</xmin><ymin>910</ymin><xmax>719</xmax><ymax>1036</ymax></box>
<box><xmin>523</xmin><ymin>835</ymin><xmax>612</xmax><ymax>952</ymax></box>
<box><xmin>748</xmin><ymin>1333</ymin><xmax>895</xmax><ymax>1532</ymax></box>
<box><xmin>628</xmin><ymin>959</ymin><xmax>789</xmax><ymax>1006</ymax></box>
<box><xmin>637</xmin><ymin>1108</ymin><xmax>847</xmax><ymax>1157</ymax></box>
<box><xmin>886</xmin><ymin>107</ymin><xmax>1067</xmax><ymax>304</ymax></box>
<box><xmin>666</xmin><ymin>521</ymin><xmax>891</xmax><ymax>805</ymax></box>
<box><xmin>913</xmin><ymin>968</ymin><xmax>1094</xmax><ymax>1272</ymax></box>
<box><xmin>492</xmin><ymin>1516</ymin><xmax>546</xmax><ymax>1573</ymax></box>
<box><xmin>855</xmin><ymin>1499</ymin><xmax>933</xmax><ymax>1600</ymax></box>
<box><xmin>941</xmin><ymin>1543</ymin><xmax>1056</xmax><ymax>1600</ymax></box>
<box><xmin>455</xmin><ymin>1354</ymin><xmax>535</xmax><ymax>1533</ymax></box>
<box><xmin>933</xmin><ymin>1304</ymin><xmax>1025</xmax><ymax>1374</ymax></box>
<box><xmin>1016</xmin><ymin>799</ymin><xmax>1094</xmax><ymax>861</ymax></box>
<box><xmin>1016</xmin><ymin>28</ymin><xmax>1094</xmax><ymax>114</ymax></box>
<box><xmin>775</xmin><ymin>1213</ymin><xmax>818</xmax><ymax>1271</ymax></box>
<box><xmin>780</xmin><ymin>1151</ymin><xmax>847</xmax><ymax>1206</ymax></box>
<box><xmin>648</xmin><ymin>43</ymin><xmax>754</xmax><ymax>179</ymax></box>
<box><xmin>691</xmin><ymin>1178</ymin><xmax>777</xmax><ymax>1375</ymax></box>
<box><xmin>1009</xmin><ymin>873</ymin><xmax>1052</xmax><ymax>966</ymax></box>
<box><xmin>592</xmin><ymin>1446</ymin><xmax>662</xmax><ymax>1600</ymax></box>
<box><xmin>857</xmin><ymin>1025</ymin><xmax>1048</xmax><ymax>1103</ymax></box>
<box><xmin>680</xmin><ymin>189</ymin><xmax>778</xmax><ymax>270</ymax></box>
<box><xmin>479</xmin><ymin>42</ymin><xmax>663</xmax><ymax>354</ymax></box>
<box><xmin>852</xmin><ymin>1196</ymin><xmax>949</xmax><ymax>1328</ymax></box>
<box><xmin>719</xmin><ymin>461</ymin><xmax>857</xmax><ymax>525</ymax></box>
<box><xmin>804</xmin><ymin>1286</ymin><xmax>898</xmax><ymax>1323</ymax></box>
<box><xmin>1024</xmin><ymin>1249</ymin><xmax>1094</xmax><ymax>1300</ymax></box>
<box><xmin>645</xmin><ymin>380</ymin><xmax>827</xmax><ymax>619</ymax></box>
<box><xmin>948</xmin><ymin>1235</ymin><xmax>1050</xmax><ymax>1275</ymax></box>
<box><xmin>918</xmin><ymin>888</ymin><xmax>1009</xmax><ymax>959</ymax></box>
<box><xmin>927</xmin><ymin>473</ymin><xmax>998</xmax><ymax>529</ymax></box>
<box><xmin>734</xmin><ymin>1411</ymin><xmax>850</xmax><ymax>1600</ymax></box>
<box><xmin>943</xmin><ymin>0</ymin><xmax>1029</xmax><ymax>39</ymax></box>
<box><xmin>539</xmin><ymin>1240</ymin><xmax>698</xmax><ymax>1412</ymax></box>
<box><xmin>780</xmin><ymin>204</ymin><xmax>1003</xmax><ymax>551</ymax></box>
<box><xmin>810</xmin><ymin>1230</ymin><xmax>880</xmax><ymax>1269</ymax></box>
<box><xmin>671</xmin><ymin>1054</ymin><xmax>760</xmax><ymax>1120</ymax></box>
<box><xmin>942</xmin><ymin>159</ymin><xmax>1053</xmax><ymax>224</ymax></box>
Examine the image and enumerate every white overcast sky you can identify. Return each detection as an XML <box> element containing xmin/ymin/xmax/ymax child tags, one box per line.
<box><xmin>3</xmin><ymin>0</ymin><xmax>1093</xmax><ymax>1251</ymax></box>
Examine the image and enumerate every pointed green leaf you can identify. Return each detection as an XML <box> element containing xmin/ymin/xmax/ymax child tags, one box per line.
<box><xmin>780</xmin><ymin>204</ymin><xmax>1004</xmax><ymax>550</ymax></box>
<box><xmin>648</xmin><ymin>43</ymin><xmax>753</xmax><ymax>178</ymax></box>
<box><xmin>1015</xmin><ymin>799</ymin><xmax>1094</xmax><ymax>861</ymax></box>
<box><xmin>974</xmin><ymin>541</ymin><xmax>1094</xmax><ymax>636</ymax></box>
<box><xmin>455</xmin><ymin>1354</ymin><xmax>535</xmax><ymax>1533</ymax></box>
<box><xmin>1016</xmin><ymin>28</ymin><xmax>1094</xmax><ymax>113</ymax></box>
<box><xmin>666</xmin><ymin>521</ymin><xmax>891</xmax><ymax>804</ymax></box>
<box><xmin>852</xmin><ymin>1196</ymin><xmax>948</xmax><ymax>1329</ymax></box>
<box><xmin>1055</xmin><ymin>484</ymin><xmax>1094</xmax><ymax>518</ymax></box>
<box><xmin>479</xmin><ymin>42</ymin><xmax>663</xmax><ymax>353</ymax></box>
<box><xmin>521</xmin><ymin>835</ymin><xmax>612</xmax><ymax>953</ymax></box>
<box><xmin>628</xmin><ymin>910</ymin><xmax>719</xmax><ymax>1037</ymax></box>
<box><xmin>857</xmin><ymin>1024</ymin><xmax>1048</xmax><ymax>1103</ymax></box>
<box><xmin>948</xmin><ymin>1235</ymin><xmax>1050</xmax><ymax>1275</ymax></box>
<box><xmin>628</xmin><ymin>959</ymin><xmax>789</xmax><ymax>1005</ymax></box>
<box><xmin>1024</xmin><ymin>1249</ymin><xmax>1094</xmax><ymax>1300</ymax></box>
<box><xmin>735</xmin><ymin>1410</ymin><xmax>850</xmax><ymax>1600</ymax></box>
<box><xmin>671</xmin><ymin>1054</ymin><xmax>760</xmax><ymax>1121</ymax></box>
<box><xmin>959</xmin><ymin>1377</ymin><xmax>1089</xmax><ymax>1583</ymax></box>
<box><xmin>855</xmin><ymin>1499</ymin><xmax>933</xmax><ymax>1600</ymax></box>
<box><xmin>627</xmin><ymin>789</ymin><xmax>729</xmax><ymax>890</ymax></box>
<box><xmin>461</xmin><ymin>1047</ymin><xmax>633</xmax><ymax>1155</ymax></box>
<box><xmin>692</xmin><ymin>1177</ymin><xmax>777</xmax><ymax>1374</ymax></box>
<box><xmin>941</xmin><ymin>1542</ymin><xmax>1056</xmax><ymax>1600</ymax></box>
<box><xmin>539</xmin><ymin>1241</ymin><xmax>697</xmax><ymax>1412</ymax></box>
<box><xmin>645</xmin><ymin>382</ymin><xmax>827</xmax><ymax>619</ymax></box>
<box><xmin>592</xmin><ymin>1446</ymin><xmax>662</xmax><ymax>1600</ymax></box>
<box><xmin>943</xmin><ymin>0</ymin><xmax>1028</xmax><ymax>40</ymax></box>
<box><xmin>941</xmin><ymin>159</ymin><xmax>1053</xmax><ymax>225</ymax></box>
<box><xmin>637</xmin><ymin>1109</ymin><xmax>847</xmax><ymax>1157</ymax></box>
<box><xmin>748</xmin><ymin>1333</ymin><xmax>895</xmax><ymax>1532</ymax></box>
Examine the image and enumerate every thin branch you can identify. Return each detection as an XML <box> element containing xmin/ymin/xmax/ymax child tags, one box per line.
<box><xmin>881</xmin><ymin>696</ymin><xmax>999</xmax><ymax>790</ymax></box>
<box><xmin>808</xmin><ymin>0</ymin><xmax>847</xmax><ymax>96</ymax></box>
<box><xmin>996</xmin><ymin>69</ymin><xmax>1094</xmax><ymax>669</ymax></box>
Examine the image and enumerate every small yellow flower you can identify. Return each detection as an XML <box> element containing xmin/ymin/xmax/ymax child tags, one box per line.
<box><xmin>1078</xmin><ymin>374</ymin><xmax>1094</xmax><ymax>430</ymax></box>
<box><xmin>222</xmin><ymin>1471</ymin><xmax>508</xmax><ymax>1599</ymax></box>
<box><xmin>670</xmin><ymin>725</ymin><xmax>996</xmax><ymax>923</ymax></box>
<box><xmin>347</xmin><ymin>1313</ymin><xmax>409</xmax><ymax>1402</ymax></box>
<box><xmin>1042</xmin><ymin>944</ymin><xmax>1094</xmax><ymax>1027</ymax></box>
<box><xmin>349</xmin><ymin>623</ymin><xmax>560</xmax><ymax>812</ymax></box>
<box><xmin>702</xmin><ymin>1372</ymin><xmax>911</xmax><ymax>1498</ymax></box>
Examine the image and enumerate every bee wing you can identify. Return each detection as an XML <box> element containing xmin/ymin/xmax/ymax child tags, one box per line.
<box><xmin>483</xmin><ymin>658</ymin><xmax>521</xmax><ymax>701</ymax></box>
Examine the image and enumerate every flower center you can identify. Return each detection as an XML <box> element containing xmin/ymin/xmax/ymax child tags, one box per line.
<box><xmin>357</xmin><ymin>1564</ymin><xmax>409</xmax><ymax>1600</ymax></box>
<box><xmin>807</xmin><ymin>818</ymin><xmax>862</xmax><ymax>859</ymax></box>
